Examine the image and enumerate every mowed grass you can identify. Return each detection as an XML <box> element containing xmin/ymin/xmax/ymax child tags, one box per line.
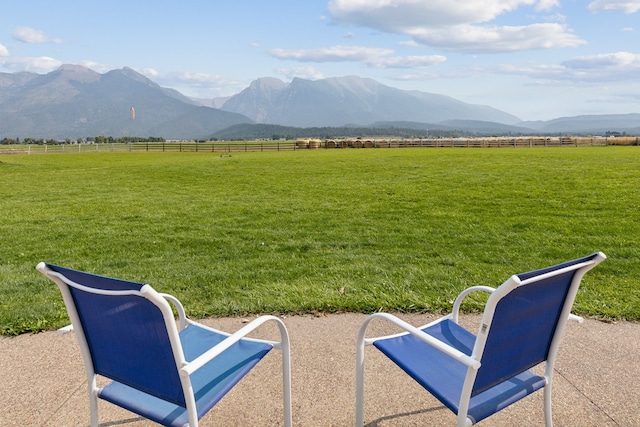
<box><xmin>1</xmin><ymin>147</ymin><xmax>639</xmax><ymax>335</ymax></box>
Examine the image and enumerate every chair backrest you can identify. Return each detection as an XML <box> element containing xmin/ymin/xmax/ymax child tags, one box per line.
<box><xmin>471</xmin><ymin>252</ymin><xmax>604</xmax><ymax>396</ymax></box>
<box><xmin>40</xmin><ymin>263</ymin><xmax>187</xmax><ymax>407</ymax></box>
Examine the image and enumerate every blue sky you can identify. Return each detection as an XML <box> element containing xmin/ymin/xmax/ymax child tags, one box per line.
<box><xmin>1</xmin><ymin>0</ymin><xmax>639</xmax><ymax>121</ymax></box>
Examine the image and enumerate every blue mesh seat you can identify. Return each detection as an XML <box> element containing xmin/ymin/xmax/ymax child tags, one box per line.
<box><xmin>37</xmin><ymin>263</ymin><xmax>292</xmax><ymax>427</ymax></box>
<box><xmin>356</xmin><ymin>252</ymin><xmax>606</xmax><ymax>427</ymax></box>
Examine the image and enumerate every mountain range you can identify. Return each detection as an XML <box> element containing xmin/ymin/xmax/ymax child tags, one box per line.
<box><xmin>219</xmin><ymin>76</ymin><xmax>521</xmax><ymax>127</ymax></box>
<box><xmin>0</xmin><ymin>65</ymin><xmax>638</xmax><ymax>140</ymax></box>
<box><xmin>0</xmin><ymin>65</ymin><xmax>251</xmax><ymax>140</ymax></box>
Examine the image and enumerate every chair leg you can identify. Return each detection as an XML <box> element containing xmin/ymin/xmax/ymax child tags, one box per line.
<box><xmin>282</xmin><ymin>340</ymin><xmax>293</xmax><ymax>427</ymax></box>
<box><xmin>544</xmin><ymin>382</ymin><xmax>553</xmax><ymax>427</ymax></box>
<box><xmin>88</xmin><ymin>377</ymin><xmax>99</xmax><ymax>427</ymax></box>
<box><xmin>355</xmin><ymin>326</ymin><xmax>367</xmax><ymax>427</ymax></box>
<box><xmin>355</xmin><ymin>348</ymin><xmax>365</xmax><ymax>427</ymax></box>
<box><xmin>270</xmin><ymin>317</ymin><xmax>293</xmax><ymax>427</ymax></box>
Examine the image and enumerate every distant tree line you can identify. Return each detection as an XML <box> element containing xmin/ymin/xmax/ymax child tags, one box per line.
<box><xmin>0</xmin><ymin>136</ymin><xmax>165</xmax><ymax>145</ymax></box>
<box><xmin>210</xmin><ymin>124</ymin><xmax>473</xmax><ymax>141</ymax></box>
<box><xmin>210</xmin><ymin>123</ymin><xmax>638</xmax><ymax>141</ymax></box>
<box><xmin>87</xmin><ymin>136</ymin><xmax>166</xmax><ymax>144</ymax></box>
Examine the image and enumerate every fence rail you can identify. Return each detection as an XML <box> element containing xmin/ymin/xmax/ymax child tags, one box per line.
<box><xmin>1</xmin><ymin>136</ymin><xmax>634</xmax><ymax>155</ymax></box>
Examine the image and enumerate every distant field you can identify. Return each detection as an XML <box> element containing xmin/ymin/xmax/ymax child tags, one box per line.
<box><xmin>1</xmin><ymin>147</ymin><xmax>639</xmax><ymax>335</ymax></box>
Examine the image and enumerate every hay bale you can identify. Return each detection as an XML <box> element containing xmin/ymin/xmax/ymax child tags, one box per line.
<box><xmin>296</xmin><ymin>139</ymin><xmax>310</xmax><ymax>149</ymax></box>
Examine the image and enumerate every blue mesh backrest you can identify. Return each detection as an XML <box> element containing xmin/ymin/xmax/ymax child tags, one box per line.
<box><xmin>471</xmin><ymin>270</ymin><xmax>575</xmax><ymax>395</ymax></box>
<box><xmin>48</xmin><ymin>264</ymin><xmax>187</xmax><ymax>407</ymax></box>
<box><xmin>472</xmin><ymin>253</ymin><xmax>599</xmax><ymax>395</ymax></box>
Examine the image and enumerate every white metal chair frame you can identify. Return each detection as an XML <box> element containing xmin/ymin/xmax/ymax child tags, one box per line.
<box><xmin>356</xmin><ymin>252</ymin><xmax>606</xmax><ymax>427</ymax></box>
<box><xmin>37</xmin><ymin>262</ymin><xmax>292</xmax><ymax>427</ymax></box>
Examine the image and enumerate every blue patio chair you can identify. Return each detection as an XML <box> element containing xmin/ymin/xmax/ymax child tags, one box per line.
<box><xmin>36</xmin><ymin>262</ymin><xmax>292</xmax><ymax>427</ymax></box>
<box><xmin>356</xmin><ymin>252</ymin><xmax>606</xmax><ymax>427</ymax></box>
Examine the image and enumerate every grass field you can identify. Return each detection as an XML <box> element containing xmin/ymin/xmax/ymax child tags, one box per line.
<box><xmin>1</xmin><ymin>147</ymin><xmax>639</xmax><ymax>335</ymax></box>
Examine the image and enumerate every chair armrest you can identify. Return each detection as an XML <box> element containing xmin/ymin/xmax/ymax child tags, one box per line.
<box><xmin>181</xmin><ymin>315</ymin><xmax>288</xmax><ymax>376</ymax></box>
<box><xmin>160</xmin><ymin>293</ymin><xmax>188</xmax><ymax>331</ymax></box>
<box><xmin>359</xmin><ymin>313</ymin><xmax>480</xmax><ymax>370</ymax></box>
<box><xmin>451</xmin><ymin>286</ymin><xmax>495</xmax><ymax>323</ymax></box>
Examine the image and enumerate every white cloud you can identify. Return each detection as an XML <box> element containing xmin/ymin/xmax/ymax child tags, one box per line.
<box><xmin>140</xmin><ymin>68</ymin><xmax>159</xmax><ymax>77</ymax></box>
<box><xmin>78</xmin><ymin>60</ymin><xmax>116</xmax><ymax>74</ymax></box>
<box><xmin>269</xmin><ymin>44</ymin><xmax>446</xmax><ymax>69</ymax></box>
<box><xmin>327</xmin><ymin>0</ymin><xmax>581</xmax><ymax>53</ymax></box>
<box><xmin>387</xmin><ymin>71</ymin><xmax>442</xmax><ymax>81</ymax></box>
<box><xmin>148</xmin><ymin>70</ymin><xmax>246</xmax><ymax>98</ymax></box>
<box><xmin>400</xmin><ymin>51</ymin><xmax>640</xmax><ymax>88</ymax></box>
<box><xmin>0</xmin><ymin>56</ymin><xmax>62</xmax><ymax>72</ymax></box>
<box><xmin>328</xmin><ymin>0</ymin><xmax>533</xmax><ymax>30</ymax></box>
<box><xmin>328</xmin><ymin>0</ymin><xmax>564</xmax><ymax>28</ymax></box>
<box><xmin>0</xmin><ymin>43</ymin><xmax>9</xmax><ymax>57</ymax></box>
<box><xmin>494</xmin><ymin>63</ymin><xmax>572</xmax><ymax>80</ymax></box>
<box><xmin>399</xmin><ymin>40</ymin><xmax>420</xmax><ymax>47</ymax></box>
<box><xmin>12</xmin><ymin>27</ymin><xmax>62</xmax><ymax>44</ymax></box>
<box><xmin>169</xmin><ymin>71</ymin><xmax>235</xmax><ymax>86</ymax></box>
<box><xmin>269</xmin><ymin>45</ymin><xmax>394</xmax><ymax>62</ymax></box>
<box><xmin>588</xmin><ymin>0</ymin><xmax>640</xmax><ymax>13</ymax></box>
<box><xmin>562</xmin><ymin>52</ymin><xmax>640</xmax><ymax>70</ymax></box>
<box><xmin>411</xmin><ymin>23</ymin><xmax>585</xmax><ymax>52</ymax></box>
<box><xmin>368</xmin><ymin>55</ymin><xmax>447</xmax><ymax>68</ymax></box>
<box><xmin>492</xmin><ymin>52</ymin><xmax>640</xmax><ymax>83</ymax></box>
<box><xmin>276</xmin><ymin>66</ymin><xmax>325</xmax><ymax>80</ymax></box>
<box><xmin>535</xmin><ymin>0</ymin><xmax>560</xmax><ymax>11</ymax></box>
<box><xmin>540</xmin><ymin>13</ymin><xmax>567</xmax><ymax>23</ymax></box>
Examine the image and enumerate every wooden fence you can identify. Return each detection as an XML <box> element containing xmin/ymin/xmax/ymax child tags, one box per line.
<box><xmin>1</xmin><ymin>136</ymin><xmax>634</xmax><ymax>155</ymax></box>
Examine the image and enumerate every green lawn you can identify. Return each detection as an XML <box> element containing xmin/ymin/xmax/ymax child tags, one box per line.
<box><xmin>1</xmin><ymin>147</ymin><xmax>639</xmax><ymax>335</ymax></box>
